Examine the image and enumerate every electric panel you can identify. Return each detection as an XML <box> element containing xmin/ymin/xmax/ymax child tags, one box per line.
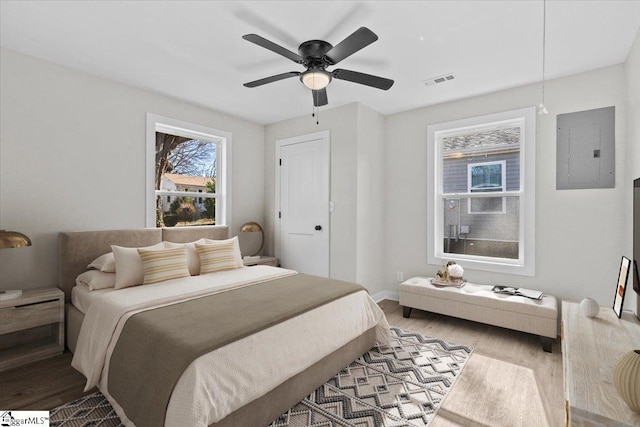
<box><xmin>557</xmin><ymin>106</ymin><xmax>615</xmax><ymax>190</ymax></box>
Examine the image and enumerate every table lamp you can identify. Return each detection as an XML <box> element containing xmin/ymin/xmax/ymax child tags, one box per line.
<box><xmin>0</xmin><ymin>229</ymin><xmax>31</xmax><ymax>301</ymax></box>
<box><xmin>240</xmin><ymin>222</ymin><xmax>264</xmax><ymax>257</ymax></box>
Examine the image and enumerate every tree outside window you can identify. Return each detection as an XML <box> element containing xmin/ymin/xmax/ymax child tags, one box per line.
<box><xmin>155</xmin><ymin>132</ymin><xmax>218</xmax><ymax>227</ymax></box>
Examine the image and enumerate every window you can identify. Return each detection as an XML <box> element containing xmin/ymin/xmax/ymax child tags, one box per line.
<box><xmin>146</xmin><ymin>114</ymin><xmax>232</xmax><ymax>228</ymax></box>
<box><xmin>427</xmin><ymin>107</ymin><xmax>535</xmax><ymax>276</ymax></box>
<box><xmin>468</xmin><ymin>161</ymin><xmax>506</xmax><ymax>214</ymax></box>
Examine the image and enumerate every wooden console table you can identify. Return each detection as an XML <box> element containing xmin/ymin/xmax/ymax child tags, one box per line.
<box><xmin>562</xmin><ymin>301</ymin><xmax>640</xmax><ymax>426</ymax></box>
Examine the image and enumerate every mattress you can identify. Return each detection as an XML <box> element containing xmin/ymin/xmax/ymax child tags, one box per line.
<box><xmin>71</xmin><ymin>284</ymin><xmax>116</xmax><ymax>314</ymax></box>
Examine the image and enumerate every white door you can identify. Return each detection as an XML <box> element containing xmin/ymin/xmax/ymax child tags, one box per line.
<box><xmin>276</xmin><ymin>131</ymin><xmax>330</xmax><ymax>277</ymax></box>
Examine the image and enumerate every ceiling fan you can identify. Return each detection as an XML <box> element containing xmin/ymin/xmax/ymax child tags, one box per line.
<box><xmin>242</xmin><ymin>27</ymin><xmax>394</xmax><ymax>107</ymax></box>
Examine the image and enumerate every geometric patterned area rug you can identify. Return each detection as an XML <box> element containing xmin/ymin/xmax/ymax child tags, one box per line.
<box><xmin>50</xmin><ymin>327</ymin><xmax>472</xmax><ymax>427</ymax></box>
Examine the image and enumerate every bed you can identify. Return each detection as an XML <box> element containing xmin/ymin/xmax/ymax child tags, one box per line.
<box><xmin>58</xmin><ymin>225</ymin><xmax>390</xmax><ymax>427</ymax></box>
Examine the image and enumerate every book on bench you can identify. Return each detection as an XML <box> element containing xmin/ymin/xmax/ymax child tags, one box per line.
<box><xmin>491</xmin><ymin>286</ymin><xmax>543</xmax><ymax>300</ymax></box>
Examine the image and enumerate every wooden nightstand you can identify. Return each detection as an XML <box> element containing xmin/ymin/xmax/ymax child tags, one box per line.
<box><xmin>243</xmin><ymin>256</ymin><xmax>279</xmax><ymax>267</ymax></box>
<box><xmin>0</xmin><ymin>287</ymin><xmax>64</xmax><ymax>372</ymax></box>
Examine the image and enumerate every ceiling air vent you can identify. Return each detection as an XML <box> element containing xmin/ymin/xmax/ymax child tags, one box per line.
<box><xmin>423</xmin><ymin>73</ymin><xmax>456</xmax><ymax>87</ymax></box>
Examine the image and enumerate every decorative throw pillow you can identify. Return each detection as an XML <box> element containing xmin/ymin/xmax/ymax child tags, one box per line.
<box><xmin>87</xmin><ymin>252</ymin><xmax>116</xmax><ymax>273</ymax></box>
<box><xmin>199</xmin><ymin>236</ymin><xmax>244</xmax><ymax>268</ymax></box>
<box><xmin>75</xmin><ymin>270</ymin><xmax>116</xmax><ymax>290</ymax></box>
<box><xmin>137</xmin><ymin>246</ymin><xmax>190</xmax><ymax>285</ymax></box>
<box><xmin>163</xmin><ymin>241</ymin><xmax>200</xmax><ymax>276</ymax></box>
<box><xmin>112</xmin><ymin>242</ymin><xmax>166</xmax><ymax>289</ymax></box>
<box><xmin>196</xmin><ymin>240</ymin><xmax>240</xmax><ymax>274</ymax></box>
<box><xmin>164</xmin><ymin>236</ymin><xmax>243</xmax><ymax>275</ymax></box>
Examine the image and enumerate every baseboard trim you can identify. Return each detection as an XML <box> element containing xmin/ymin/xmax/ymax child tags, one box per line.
<box><xmin>371</xmin><ymin>290</ymin><xmax>399</xmax><ymax>303</ymax></box>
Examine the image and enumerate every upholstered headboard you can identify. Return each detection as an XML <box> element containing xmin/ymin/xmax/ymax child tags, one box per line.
<box><xmin>58</xmin><ymin>225</ymin><xmax>230</xmax><ymax>301</ymax></box>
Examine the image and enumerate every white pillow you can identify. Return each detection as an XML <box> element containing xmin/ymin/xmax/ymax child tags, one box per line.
<box><xmin>87</xmin><ymin>252</ymin><xmax>116</xmax><ymax>273</ymax></box>
<box><xmin>76</xmin><ymin>270</ymin><xmax>116</xmax><ymax>291</ymax></box>
<box><xmin>164</xmin><ymin>237</ymin><xmax>243</xmax><ymax>274</ymax></box>
<box><xmin>111</xmin><ymin>242</ymin><xmax>166</xmax><ymax>289</ymax></box>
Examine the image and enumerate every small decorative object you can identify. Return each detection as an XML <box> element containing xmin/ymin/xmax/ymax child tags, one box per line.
<box><xmin>433</xmin><ymin>261</ymin><xmax>465</xmax><ymax>287</ymax></box>
<box><xmin>447</xmin><ymin>263</ymin><xmax>464</xmax><ymax>284</ymax></box>
<box><xmin>613</xmin><ymin>349</ymin><xmax>640</xmax><ymax>413</ymax></box>
<box><xmin>436</xmin><ymin>261</ymin><xmax>457</xmax><ymax>282</ymax></box>
<box><xmin>580</xmin><ymin>298</ymin><xmax>599</xmax><ymax>317</ymax></box>
<box><xmin>613</xmin><ymin>256</ymin><xmax>631</xmax><ymax>318</ymax></box>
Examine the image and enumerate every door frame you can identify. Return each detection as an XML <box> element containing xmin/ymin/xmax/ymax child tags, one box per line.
<box><xmin>275</xmin><ymin>130</ymin><xmax>331</xmax><ymax>273</ymax></box>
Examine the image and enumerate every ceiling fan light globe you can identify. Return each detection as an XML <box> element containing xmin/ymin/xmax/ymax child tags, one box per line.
<box><xmin>301</xmin><ymin>71</ymin><xmax>331</xmax><ymax>90</ymax></box>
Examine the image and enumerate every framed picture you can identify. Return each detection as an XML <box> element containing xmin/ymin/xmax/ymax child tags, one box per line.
<box><xmin>613</xmin><ymin>256</ymin><xmax>631</xmax><ymax>318</ymax></box>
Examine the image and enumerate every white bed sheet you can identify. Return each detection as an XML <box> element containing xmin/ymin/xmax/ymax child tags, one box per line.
<box><xmin>72</xmin><ymin>266</ymin><xmax>390</xmax><ymax>427</ymax></box>
<box><xmin>71</xmin><ymin>284</ymin><xmax>117</xmax><ymax>314</ymax></box>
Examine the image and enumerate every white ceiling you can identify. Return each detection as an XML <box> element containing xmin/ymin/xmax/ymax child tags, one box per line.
<box><xmin>1</xmin><ymin>1</ymin><xmax>639</xmax><ymax>125</ymax></box>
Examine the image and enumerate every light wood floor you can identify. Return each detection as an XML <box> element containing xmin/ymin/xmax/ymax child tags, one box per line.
<box><xmin>380</xmin><ymin>300</ymin><xmax>564</xmax><ymax>427</ymax></box>
<box><xmin>0</xmin><ymin>300</ymin><xmax>564</xmax><ymax>426</ymax></box>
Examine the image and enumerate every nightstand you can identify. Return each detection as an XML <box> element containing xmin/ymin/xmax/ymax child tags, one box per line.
<box><xmin>243</xmin><ymin>256</ymin><xmax>279</xmax><ymax>267</ymax></box>
<box><xmin>0</xmin><ymin>287</ymin><xmax>64</xmax><ymax>371</ymax></box>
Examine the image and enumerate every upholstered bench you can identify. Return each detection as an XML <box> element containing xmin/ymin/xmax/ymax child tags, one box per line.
<box><xmin>399</xmin><ymin>277</ymin><xmax>558</xmax><ymax>352</ymax></box>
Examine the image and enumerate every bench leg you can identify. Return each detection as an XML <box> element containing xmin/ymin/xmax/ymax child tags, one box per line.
<box><xmin>541</xmin><ymin>336</ymin><xmax>552</xmax><ymax>353</ymax></box>
<box><xmin>402</xmin><ymin>306</ymin><xmax>412</xmax><ymax>318</ymax></box>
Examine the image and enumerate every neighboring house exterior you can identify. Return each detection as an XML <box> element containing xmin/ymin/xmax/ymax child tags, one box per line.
<box><xmin>161</xmin><ymin>173</ymin><xmax>214</xmax><ymax>213</ymax></box>
<box><xmin>441</xmin><ymin>127</ymin><xmax>521</xmax><ymax>259</ymax></box>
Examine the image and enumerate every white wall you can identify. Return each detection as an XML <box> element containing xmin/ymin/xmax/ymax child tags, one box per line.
<box><xmin>264</xmin><ymin>104</ymin><xmax>359</xmax><ymax>283</ymax></box>
<box><xmin>384</xmin><ymin>64</ymin><xmax>628</xmax><ymax>308</ymax></box>
<box><xmin>2</xmin><ymin>41</ymin><xmax>637</xmax><ymax>313</ymax></box>
<box><xmin>263</xmin><ymin>103</ymin><xmax>386</xmax><ymax>293</ymax></box>
<box><xmin>356</xmin><ymin>105</ymin><xmax>386</xmax><ymax>296</ymax></box>
<box><xmin>0</xmin><ymin>47</ymin><xmax>265</xmax><ymax>290</ymax></box>
<box><xmin>625</xmin><ymin>28</ymin><xmax>640</xmax><ymax>316</ymax></box>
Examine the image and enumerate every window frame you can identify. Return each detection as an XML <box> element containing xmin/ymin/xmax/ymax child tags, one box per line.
<box><xmin>427</xmin><ymin>107</ymin><xmax>536</xmax><ymax>277</ymax></box>
<box><xmin>145</xmin><ymin>113</ymin><xmax>232</xmax><ymax>228</ymax></box>
<box><xmin>467</xmin><ymin>160</ymin><xmax>506</xmax><ymax>214</ymax></box>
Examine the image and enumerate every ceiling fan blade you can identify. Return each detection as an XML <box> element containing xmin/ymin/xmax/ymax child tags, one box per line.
<box><xmin>324</xmin><ymin>27</ymin><xmax>378</xmax><ymax>65</ymax></box>
<box><xmin>243</xmin><ymin>72</ymin><xmax>300</xmax><ymax>88</ymax></box>
<box><xmin>332</xmin><ymin>69</ymin><xmax>394</xmax><ymax>90</ymax></box>
<box><xmin>242</xmin><ymin>34</ymin><xmax>303</xmax><ymax>63</ymax></box>
<box><xmin>312</xmin><ymin>88</ymin><xmax>328</xmax><ymax>107</ymax></box>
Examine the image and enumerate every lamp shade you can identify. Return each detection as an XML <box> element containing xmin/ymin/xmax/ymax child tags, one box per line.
<box><xmin>301</xmin><ymin>70</ymin><xmax>331</xmax><ymax>90</ymax></box>
<box><xmin>0</xmin><ymin>230</ymin><xmax>32</xmax><ymax>249</ymax></box>
<box><xmin>240</xmin><ymin>222</ymin><xmax>264</xmax><ymax>257</ymax></box>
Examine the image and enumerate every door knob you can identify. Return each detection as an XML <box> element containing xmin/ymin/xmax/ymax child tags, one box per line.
<box><xmin>315</xmin><ymin>225</ymin><xmax>322</xmax><ymax>231</ymax></box>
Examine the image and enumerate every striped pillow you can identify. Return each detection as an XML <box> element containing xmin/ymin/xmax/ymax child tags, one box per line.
<box><xmin>196</xmin><ymin>240</ymin><xmax>239</xmax><ymax>274</ymax></box>
<box><xmin>137</xmin><ymin>247</ymin><xmax>190</xmax><ymax>285</ymax></box>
